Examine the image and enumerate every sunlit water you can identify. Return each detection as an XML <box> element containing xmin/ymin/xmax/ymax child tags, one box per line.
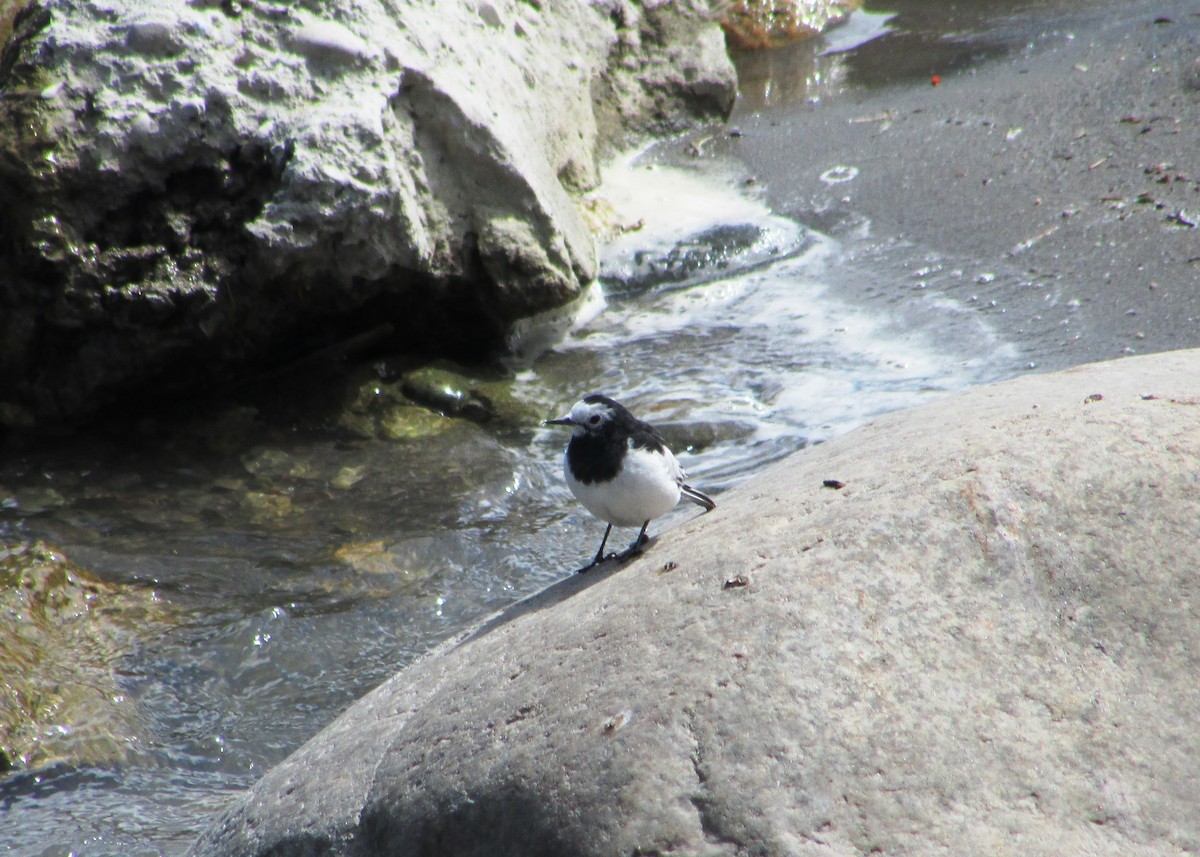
<box><xmin>0</xmin><ymin>139</ymin><xmax>1022</xmax><ymax>854</ymax></box>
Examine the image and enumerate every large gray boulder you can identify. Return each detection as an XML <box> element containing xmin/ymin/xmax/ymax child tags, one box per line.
<box><xmin>0</xmin><ymin>0</ymin><xmax>734</xmax><ymax>425</ymax></box>
<box><xmin>190</xmin><ymin>348</ymin><xmax>1200</xmax><ymax>856</ymax></box>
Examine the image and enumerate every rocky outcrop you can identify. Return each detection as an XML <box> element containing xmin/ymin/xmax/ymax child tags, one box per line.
<box><xmin>0</xmin><ymin>0</ymin><xmax>735</xmax><ymax>426</ymax></box>
<box><xmin>190</xmin><ymin>348</ymin><xmax>1200</xmax><ymax>856</ymax></box>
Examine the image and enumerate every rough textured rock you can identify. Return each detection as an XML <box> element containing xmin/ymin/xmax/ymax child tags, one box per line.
<box><xmin>190</xmin><ymin>348</ymin><xmax>1200</xmax><ymax>856</ymax></box>
<box><xmin>0</xmin><ymin>0</ymin><xmax>735</xmax><ymax>425</ymax></box>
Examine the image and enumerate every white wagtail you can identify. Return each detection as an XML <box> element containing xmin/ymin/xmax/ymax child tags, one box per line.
<box><xmin>545</xmin><ymin>394</ymin><xmax>716</xmax><ymax>572</ymax></box>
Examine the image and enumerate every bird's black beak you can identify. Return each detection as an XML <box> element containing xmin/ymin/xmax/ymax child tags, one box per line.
<box><xmin>544</xmin><ymin>416</ymin><xmax>573</xmax><ymax>427</ymax></box>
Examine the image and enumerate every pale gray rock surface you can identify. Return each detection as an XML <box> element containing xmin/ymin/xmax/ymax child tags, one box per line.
<box><xmin>0</xmin><ymin>0</ymin><xmax>734</xmax><ymax>424</ymax></box>
<box><xmin>191</xmin><ymin>348</ymin><xmax>1200</xmax><ymax>856</ymax></box>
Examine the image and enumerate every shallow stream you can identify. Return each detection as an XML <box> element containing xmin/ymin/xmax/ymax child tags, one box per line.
<box><xmin>1</xmin><ymin>3</ymin><xmax>1068</xmax><ymax>852</ymax></box>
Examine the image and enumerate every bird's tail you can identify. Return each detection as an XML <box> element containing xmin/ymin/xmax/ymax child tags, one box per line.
<box><xmin>681</xmin><ymin>483</ymin><xmax>716</xmax><ymax>512</ymax></box>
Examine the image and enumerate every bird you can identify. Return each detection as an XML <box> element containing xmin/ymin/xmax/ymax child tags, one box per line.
<box><xmin>545</xmin><ymin>394</ymin><xmax>716</xmax><ymax>573</ymax></box>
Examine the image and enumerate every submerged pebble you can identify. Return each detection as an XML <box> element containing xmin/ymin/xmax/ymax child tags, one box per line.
<box><xmin>0</xmin><ymin>542</ymin><xmax>173</xmax><ymax>773</ymax></box>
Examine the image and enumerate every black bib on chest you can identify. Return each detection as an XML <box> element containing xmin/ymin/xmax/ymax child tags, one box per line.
<box><xmin>567</xmin><ymin>431</ymin><xmax>623</xmax><ymax>485</ymax></box>
<box><xmin>567</xmin><ymin>421</ymin><xmax>666</xmax><ymax>485</ymax></box>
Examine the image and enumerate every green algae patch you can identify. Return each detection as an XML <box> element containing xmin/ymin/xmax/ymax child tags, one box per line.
<box><xmin>0</xmin><ymin>542</ymin><xmax>171</xmax><ymax>773</ymax></box>
<box><xmin>333</xmin><ymin>365</ymin><xmax>456</xmax><ymax>441</ymax></box>
<box><xmin>334</xmin><ymin>359</ymin><xmax>540</xmax><ymax>440</ymax></box>
<box><xmin>398</xmin><ymin>361</ymin><xmax>540</xmax><ymax>428</ymax></box>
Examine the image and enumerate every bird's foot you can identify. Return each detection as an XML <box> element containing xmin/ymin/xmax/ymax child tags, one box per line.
<box><xmin>575</xmin><ymin>551</ymin><xmax>618</xmax><ymax>574</ymax></box>
<box><xmin>614</xmin><ymin>532</ymin><xmax>650</xmax><ymax>563</ymax></box>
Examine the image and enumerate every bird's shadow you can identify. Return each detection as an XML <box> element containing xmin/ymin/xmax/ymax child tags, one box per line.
<box><xmin>451</xmin><ymin>551</ymin><xmax>637</xmax><ymax>650</ymax></box>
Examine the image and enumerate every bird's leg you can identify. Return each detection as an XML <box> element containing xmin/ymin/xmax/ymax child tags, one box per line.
<box><xmin>576</xmin><ymin>523</ymin><xmax>614</xmax><ymax>574</ymax></box>
<box><xmin>615</xmin><ymin>521</ymin><xmax>650</xmax><ymax>562</ymax></box>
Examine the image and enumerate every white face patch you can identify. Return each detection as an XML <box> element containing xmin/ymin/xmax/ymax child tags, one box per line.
<box><xmin>569</xmin><ymin>399</ymin><xmax>614</xmax><ymax>435</ymax></box>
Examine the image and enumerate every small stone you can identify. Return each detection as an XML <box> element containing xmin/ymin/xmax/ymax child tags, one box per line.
<box><xmin>125</xmin><ymin>18</ymin><xmax>184</xmax><ymax>57</ymax></box>
<box><xmin>331</xmin><ymin>465</ymin><xmax>366</xmax><ymax>490</ymax></box>
<box><xmin>292</xmin><ymin>15</ymin><xmax>375</xmax><ymax>64</ymax></box>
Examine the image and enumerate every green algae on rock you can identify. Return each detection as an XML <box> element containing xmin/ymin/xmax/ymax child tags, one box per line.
<box><xmin>398</xmin><ymin>361</ymin><xmax>540</xmax><ymax>427</ymax></box>
<box><xmin>333</xmin><ymin>365</ymin><xmax>457</xmax><ymax>441</ymax></box>
<box><xmin>333</xmin><ymin>359</ymin><xmax>542</xmax><ymax>440</ymax></box>
<box><xmin>0</xmin><ymin>542</ymin><xmax>171</xmax><ymax>773</ymax></box>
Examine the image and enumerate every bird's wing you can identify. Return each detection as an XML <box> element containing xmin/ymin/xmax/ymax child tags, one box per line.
<box><xmin>627</xmin><ymin>419</ymin><xmax>669</xmax><ymax>454</ymax></box>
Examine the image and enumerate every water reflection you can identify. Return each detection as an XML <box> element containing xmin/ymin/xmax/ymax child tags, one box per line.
<box><xmin>734</xmin><ymin>9</ymin><xmax>896</xmax><ymax>109</ymax></box>
<box><xmin>733</xmin><ymin>0</ymin><xmax>1087</xmax><ymax>110</ymax></box>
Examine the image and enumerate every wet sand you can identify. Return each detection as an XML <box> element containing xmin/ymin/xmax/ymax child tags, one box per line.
<box><xmin>727</xmin><ymin>0</ymin><xmax>1200</xmax><ymax>373</ymax></box>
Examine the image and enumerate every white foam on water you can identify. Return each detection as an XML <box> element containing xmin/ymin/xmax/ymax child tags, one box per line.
<box><xmin>591</xmin><ymin>148</ymin><xmax>808</xmax><ymax>287</ymax></box>
<box><xmin>563</xmin><ymin>146</ymin><xmax>1019</xmax><ymax>478</ymax></box>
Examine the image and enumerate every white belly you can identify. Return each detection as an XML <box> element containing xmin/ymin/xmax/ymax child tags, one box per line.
<box><xmin>564</xmin><ymin>443</ymin><xmax>682</xmax><ymax>528</ymax></box>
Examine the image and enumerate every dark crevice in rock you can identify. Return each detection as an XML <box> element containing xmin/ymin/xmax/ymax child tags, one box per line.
<box><xmin>0</xmin><ymin>104</ymin><xmax>303</xmax><ymax>424</ymax></box>
<box><xmin>0</xmin><ymin>122</ymin><xmax>519</xmax><ymax>428</ymax></box>
<box><xmin>0</xmin><ymin>124</ymin><xmax>514</xmax><ymax>427</ymax></box>
<box><xmin>0</xmin><ymin>3</ymin><xmax>48</xmax><ymax>85</ymax></box>
<box><xmin>0</xmin><ymin>262</ymin><xmax>512</xmax><ymax>431</ymax></box>
<box><xmin>683</xmin><ymin>707</ymin><xmax>741</xmax><ymax>853</ymax></box>
<box><xmin>85</xmin><ymin>139</ymin><xmax>292</xmax><ymax>255</ymax></box>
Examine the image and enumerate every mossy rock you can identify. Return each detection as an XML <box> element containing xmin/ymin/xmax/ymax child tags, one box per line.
<box><xmin>398</xmin><ymin>361</ymin><xmax>540</xmax><ymax>427</ymax></box>
<box><xmin>333</xmin><ymin>366</ymin><xmax>456</xmax><ymax>441</ymax></box>
<box><xmin>334</xmin><ymin>360</ymin><xmax>541</xmax><ymax>439</ymax></box>
<box><xmin>0</xmin><ymin>542</ymin><xmax>171</xmax><ymax>773</ymax></box>
<box><xmin>331</xmin><ymin>539</ymin><xmax>439</xmax><ymax>593</ymax></box>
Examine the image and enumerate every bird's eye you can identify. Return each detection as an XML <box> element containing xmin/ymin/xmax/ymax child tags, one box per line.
<box><xmin>588</xmin><ymin>415</ymin><xmax>601</xmax><ymax>425</ymax></box>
